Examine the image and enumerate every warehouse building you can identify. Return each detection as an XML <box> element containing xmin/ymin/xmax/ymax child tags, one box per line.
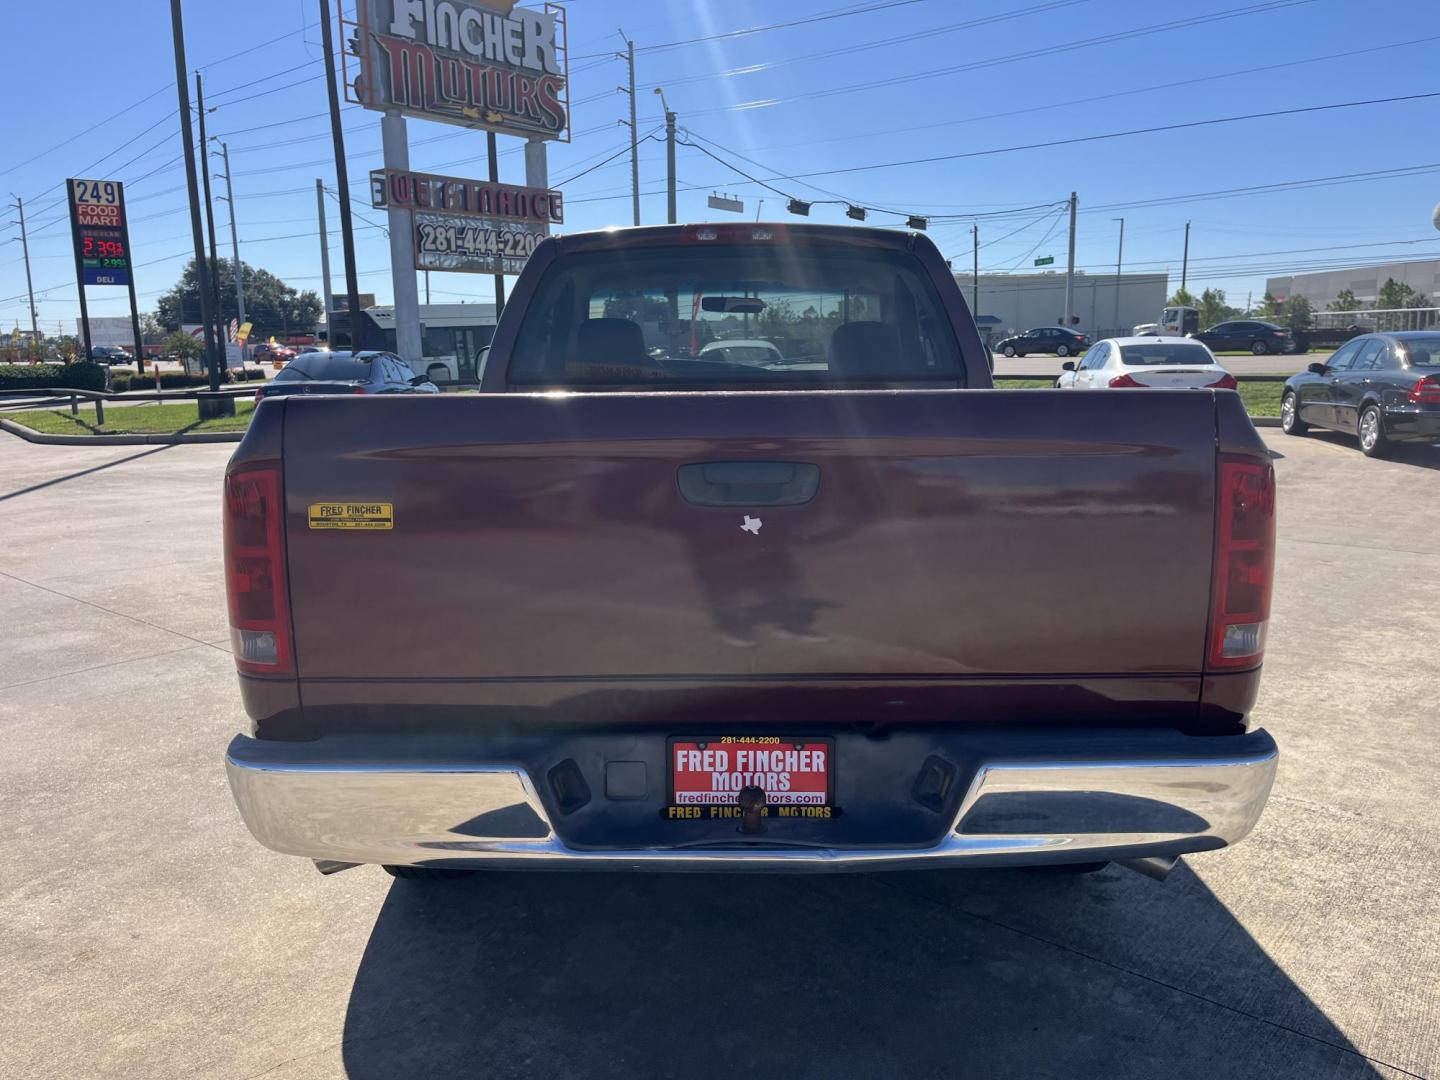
<box><xmin>1267</xmin><ymin>258</ymin><xmax>1440</xmax><ymax>309</ymax></box>
<box><xmin>952</xmin><ymin>270</ymin><xmax>1169</xmax><ymax>342</ymax></box>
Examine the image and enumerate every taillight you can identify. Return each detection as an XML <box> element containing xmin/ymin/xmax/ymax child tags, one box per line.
<box><xmin>224</xmin><ymin>463</ymin><xmax>293</xmax><ymax>676</ymax></box>
<box><xmin>1407</xmin><ymin>375</ymin><xmax>1440</xmax><ymax>404</ymax></box>
<box><xmin>1208</xmin><ymin>455</ymin><xmax>1275</xmax><ymax>670</ymax></box>
<box><xmin>254</xmin><ymin>386</ymin><xmax>266</xmax><ymax>401</ymax></box>
<box><xmin>1108</xmin><ymin>373</ymin><xmax>1143</xmax><ymax>387</ymax></box>
<box><xmin>1207</xmin><ymin>373</ymin><xmax>1238</xmax><ymax>390</ymax></box>
<box><xmin>351</xmin><ymin>385</ymin><xmax>366</xmax><ymax>394</ymax></box>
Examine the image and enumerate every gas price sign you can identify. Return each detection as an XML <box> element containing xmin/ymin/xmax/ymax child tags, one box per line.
<box><xmin>67</xmin><ymin>178</ymin><xmax>134</xmax><ymax>286</ymax></box>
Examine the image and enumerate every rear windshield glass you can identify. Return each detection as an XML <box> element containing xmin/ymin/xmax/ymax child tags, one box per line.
<box><xmin>1398</xmin><ymin>337</ymin><xmax>1440</xmax><ymax>366</ymax></box>
<box><xmin>1120</xmin><ymin>343</ymin><xmax>1215</xmax><ymax>366</ymax></box>
<box><xmin>508</xmin><ymin>244</ymin><xmax>964</xmax><ymax>387</ymax></box>
<box><xmin>296</xmin><ymin>355</ymin><xmax>373</xmax><ymax>381</ymax></box>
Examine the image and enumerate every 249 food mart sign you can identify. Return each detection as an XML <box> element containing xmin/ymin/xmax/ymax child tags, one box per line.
<box><xmin>371</xmin><ymin>167</ymin><xmax>562</xmax><ymax>274</ymax></box>
<box><xmin>353</xmin><ymin>0</ymin><xmax>569</xmax><ymax>141</ymax></box>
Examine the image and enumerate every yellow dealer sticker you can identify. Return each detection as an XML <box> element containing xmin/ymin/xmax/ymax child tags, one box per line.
<box><xmin>307</xmin><ymin>502</ymin><xmax>393</xmax><ymax>530</ymax></box>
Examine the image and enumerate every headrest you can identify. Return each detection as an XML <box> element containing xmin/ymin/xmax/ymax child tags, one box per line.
<box><xmin>575</xmin><ymin>318</ymin><xmax>648</xmax><ymax>364</ymax></box>
<box><xmin>826</xmin><ymin>321</ymin><xmax>902</xmax><ymax>377</ymax></box>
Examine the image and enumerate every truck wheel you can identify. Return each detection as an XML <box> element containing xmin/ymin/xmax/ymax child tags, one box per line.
<box><xmin>1358</xmin><ymin>405</ymin><xmax>1391</xmax><ymax>458</ymax></box>
<box><xmin>1250</xmin><ymin>340</ymin><xmax>1269</xmax><ymax>355</ymax></box>
<box><xmin>383</xmin><ymin>865</ymin><xmax>477</xmax><ymax>881</ymax></box>
<box><xmin>1002</xmin><ymin>345</ymin><xmax>1016</xmax><ymax>357</ymax></box>
<box><xmin>1280</xmin><ymin>391</ymin><xmax>1308</xmax><ymax>435</ymax></box>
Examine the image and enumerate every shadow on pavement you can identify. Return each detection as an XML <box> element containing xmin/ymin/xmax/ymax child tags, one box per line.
<box><xmin>341</xmin><ymin>862</ymin><xmax>1386</xmax><ymax>1079</ymax></box>
<box><xmin>0</xmin><ymin>443</ymin><xmax>174</xmax><ymax>502</ymax></box>
<box><xmin>1299</xmin><ymin>429</ymin><xmax>1440</xmax><ymax>472</ymax></box>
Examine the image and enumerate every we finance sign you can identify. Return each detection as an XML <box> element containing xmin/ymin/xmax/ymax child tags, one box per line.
<box><xmin>357</xmin><ymin>0</ymin><xmax>569</xmax><ymax>140</ymax></box>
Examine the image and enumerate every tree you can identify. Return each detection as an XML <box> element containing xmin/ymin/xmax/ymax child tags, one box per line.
<box><xmin>139</xmin><ymin>311</ymin><xmax>165</xmax><ymax>342</ymax></box>
<box><xmin>1255</xmin><ymin>293</ymin><xmax>1283</xmax><ymax>319</ymax></box>
<box><xmin>157</xmin><ymin>258</ymin><xmax>322</xmax><ymax>339</ymax></box>
<box><xmin>1285</xmin><ymin>294</ymin><xmax>1313</xmax><ymax>330</ymax></box>
<box><xmin>1375</xmin><ymin>277</ymin><xmax>1421</xmax><ymax>311</ymax></box>
<box><xmin>162</xmin><ymin>330</ymin><xmax>203</xmax><ymax>363</ymax></box>
<box><xmin>1198</xmin><ymin>288</ymin><xmax>1236</xmax><ymax>329</ymax></box>
<box><xmin>1327</xmin><ymin>289</ymin><xmax>1362</xmax><ymax>312</ymax></box>
<box><xmin>1167</xmin><ymin>287</ymin><xmax>1196</xmax><ymax>307</ymax></box>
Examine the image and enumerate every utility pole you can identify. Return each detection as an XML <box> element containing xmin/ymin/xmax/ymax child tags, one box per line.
<box><xmin>425</xmin><ymin>270</ymin><xmax>430</xmax><ymax>304</ymax></box>
<box><xmin>618</xmin><ymin>33</ymin><xmax>640</xmax><ymax>227</ymax></box>
<box><xmin>381</xmin><ymin>109</ymin><xmax>422</xmax><ymax>362</ymax></box>
<box><xmin>971</xmin><ymin>223</ymin><xmax>979</xmax><ymax>317</ymax></box>
<box><xmin>9</xmin><ymin>196</ymin><xmax>39</xmax><ymax>350</ymax></box>
<box><xmin>487</xmin><ymin>130</ymin><xmax>506</xmax><ymax>315</ymax></box>
<box><xmin>214</xmin><ymin>141</ymin><xmax>246</xmax><ymax>358</ymax></box>
<box><xmin>319</xmin><ymin>0</ymin><xmax>363</xmax><ymax>347</ymax></box>
<box><xmin>1111</xmin><ymin>216</ymin><xmax>1125</xmax><ymax>335</ymax></box>
<box><xmin>169</xmin><ymin>0</ymin><xmax>220</xmax><ymax>391</ymax></box>
<box><xmin>315</xmin><ymin>179</ymin><xmax>334</xmax><ymax>328</ymax></box>
<box><xmin>1181</xmin><ymin>221</ymin><xmax>1191</xmax><ymax>294</ymax></box>
<box><xmin>1063</xmin><ymin>191</ymin><xmax>1077</xmax><ymax>328</ymax></box>
<box><xmin>196</xmin><ymin>74</ymin><xmax>225</xmax><ymax>367</ymax></box>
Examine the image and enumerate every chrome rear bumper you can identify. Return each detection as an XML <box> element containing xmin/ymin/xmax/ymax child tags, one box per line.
<box><xmin>225</xmin><ymin>729</ymin><xmax>1277</xmax><ymax>873</ymax></box>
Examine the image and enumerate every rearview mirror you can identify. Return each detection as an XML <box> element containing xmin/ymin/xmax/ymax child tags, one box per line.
<box><xmin>1061</xmin><ymin>361</ymin><xmax>1076</xmax><ymax>371</ymax></box>
<box><xmin>1306</xmin><ymin>362</ymin><xmax>1328</xmax><ymax>375</ymax></box>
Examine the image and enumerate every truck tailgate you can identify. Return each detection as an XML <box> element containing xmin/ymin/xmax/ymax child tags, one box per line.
<box><xmin>281</xmin><ymin>390</ymin><xmax>1217</xmax><ymax>688</ymax></box>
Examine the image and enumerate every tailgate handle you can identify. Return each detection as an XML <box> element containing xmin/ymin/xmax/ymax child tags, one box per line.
<box><xmin>677</xmin><ymin>461</ymin><xmax>820</xmax><ymax>507</ymax></box>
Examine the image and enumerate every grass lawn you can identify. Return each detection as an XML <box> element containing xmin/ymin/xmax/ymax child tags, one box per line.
<box><xmin>995</xmin><ymin>377</ymin><xmax>1283</xmax><ymax>417</ymax></box>
<box><xmin>7</xmin><ymin>400</ymin><xmax>255</xmax><ymax>436</ymax></box>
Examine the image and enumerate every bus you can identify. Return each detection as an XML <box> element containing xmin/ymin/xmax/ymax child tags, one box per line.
<box><xmin>325</xmin><ymin>303</ymin><xmax>498</xmax><ymax>384</ymax></box>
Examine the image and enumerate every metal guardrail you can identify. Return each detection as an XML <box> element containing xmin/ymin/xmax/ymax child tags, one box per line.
<box><xmin>0</xmin><ymin>384</ymin><xmax>259</xmax><ymax>427</ymax></box>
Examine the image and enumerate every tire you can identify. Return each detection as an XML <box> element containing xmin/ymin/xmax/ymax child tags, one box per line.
<box><xmin>1280</xmin><ymin>391</ymin><xmax>1308</xmax><ymax>436</ymax></box>
<box><xmin>1250</xmin><ymin>340</ymin><xmax>1269</xmax><ymax>356</ymax></box>
<box><xmin>1056</xmin><ymin>344</ymin><xmax>1071</xmax><ymax>357</ymax></box>
<box><xmin>383</xmin><ymin>865</ymin><xmax>477</xmax><ymax>881</ymax></box>
<box><xmin>1358</xmin><ymin>405</ymin><xmax>1390</xmax><ymax>458</ymax></box>
<box><xmin>1002</xmin><ymin>345</ymin><xmax>1016</xmax><ymax>357</ymax></box>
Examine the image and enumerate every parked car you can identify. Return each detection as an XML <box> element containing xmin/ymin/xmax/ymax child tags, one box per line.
<box><xmin>1190</xmin><ymin>320</ymin><xmax>1290</xmax><ymax>356</ymax></box>
<box><xmin>252</xmin><ymin>343</ymin><xmax>298</xmax><ymax>369</ymax></box>
<box><xmin>222</xmin><ymin>222</ymin><xmax>1277</xmax><ymax>885</ymax></box>
<box><xmin>994</xmin><ymin>326</ymin><xmax>1089</xmax><ymax>358</ymax></box>
<box><xmin>90</xmin><ymin>345</ymin><xmax>133</xmax><ymax>365</ymax></box>
<box><xmin>697</xmin><ymin>339</ymin><xmax>785</xmax><ymax>366</ymax></box>
<box><xmin>1280</xmin><ymin>331</ymin><xmax>1440</xmax><ymax>457</ymax></box>
<box><xmin>253</xmin><ymin>350</ymin><xmax>437</xmax><ymax>401</ymax></box>
<box><xmin>1055</xmin><ymin>337</ymin><xmax>1235</xmax><ymax>390</ymax></box>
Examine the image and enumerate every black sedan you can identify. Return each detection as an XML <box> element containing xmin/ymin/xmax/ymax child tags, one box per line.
<box><xmin>1190</xmin><ymin>320</ymin><xmax>1290</xmax><ymax>356</ymax></box>
<box><xmin>1281</xmin><ymin>332</ymin><xmax>1440</xmax><ymax>457</ymax></box>
<box><xmin>254</xmin><ymin>351</ymin><xmax>437</xmax><ymax>401</ymax></box>
<box><xmin>995</xmin><ymin>326</ymin><xmax>1089</xmax><ymax>358</ymax></box>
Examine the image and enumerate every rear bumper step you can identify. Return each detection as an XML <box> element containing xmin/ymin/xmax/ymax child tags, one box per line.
<box><xmin>224</xmin><ymin>728</ymin><xmax>1277</xmax><ymax>872</ymax></box>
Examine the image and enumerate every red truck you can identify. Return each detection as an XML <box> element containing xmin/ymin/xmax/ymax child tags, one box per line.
<box><xmin>223</xmin><ymin>223</ymin><xmax>1277</xmax><ymax>883</ymax></box>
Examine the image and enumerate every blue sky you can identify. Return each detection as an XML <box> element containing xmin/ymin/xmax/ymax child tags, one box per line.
<box><xmin>4</xmin><ymin>0</ymin><xmax>1440</xmax><ymax>333</ymax></box>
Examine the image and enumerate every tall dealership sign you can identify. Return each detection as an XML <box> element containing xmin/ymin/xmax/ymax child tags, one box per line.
<box><xmin>66</xmin><ymin>178</ymin><xmax>144</xmax><ymax>365</ymax></box>
<box><xmin>349</xmin><ymin>0</ymin><xmax>570</xmax><ymax>141</ymax></box>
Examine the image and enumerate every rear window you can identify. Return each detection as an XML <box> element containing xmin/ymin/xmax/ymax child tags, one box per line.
<box><xmin>306</xmin><ymin>355</ymin><xmax>374</xmax><ymax>381</ymax></box>
<box><xmin>1398</xmin><ymin>337</ymin><xmax>1440</xmax><ymax>366</ymax></box>
<box><xmin>508</xmin><ymin>244</ymin><xmax>964</xmax><ymax>387</ymax></box>
<box><xmin>1120</xmin><ymin>343</ymin><xmax>1216</xmax><ymax>366</ymax></box>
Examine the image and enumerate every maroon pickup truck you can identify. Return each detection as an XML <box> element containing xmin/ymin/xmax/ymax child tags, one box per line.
<box><xmin>223</xmin><ymin>223</ymin><xmax>1277</xmax><ymax>883</ymax></box>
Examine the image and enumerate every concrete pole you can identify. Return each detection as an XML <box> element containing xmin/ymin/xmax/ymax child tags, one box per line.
<box><xmin>665</xmin><ymin>109</ymin><xmax>677</xmax><ymax>225</ymax></box>
<box><xmin>196</xmin><ymin>73</ymin><xmax>227</xmax><ymax>369</ymax></box>
<box><xmin>487</xmin><ymin>130</ymin><xmax>506</xmax><ymax>316</ymax></box>
<box><xmin>625</xmin><ymin>38</ymin><xmax>639</xmax><ymax>227</ymax></box>
<box><xmin>12</xmin><ymin>197</ymin><xmax>39</xmax><ymax>345</ymax></box>
<box><xmin>315</xmin><ymin>179</ymin><xmax>334</xmax><ymax>325</ymax></box>
<box><xmin>1181</xmin><ymin>221</ymin><xmax>1191</xmax><ymax>294</ymax></box>
<box><xmin>971</xmin><ymin>223</ymin><xmax>979</xmax><ymax>316</ymax></box>
<box><xmin>381</xmin><ymin>111</ymin><xmax>423</xmax><ymax>363</ymax></box>
<box><xmin>1063</xmin><ymin>191</ymin><xmax>1077</xmax><ymax>327</ymax></box>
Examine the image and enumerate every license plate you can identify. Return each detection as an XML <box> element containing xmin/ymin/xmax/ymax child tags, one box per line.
<box><xmin>666</xmin><ymin>736</ymin><xmax>833</xmax><ymax>819</ymax></box>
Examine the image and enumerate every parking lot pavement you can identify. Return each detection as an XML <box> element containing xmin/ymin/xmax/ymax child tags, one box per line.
<box><xmin>1</xmin><ymin>433</ymin><xmax>1437</xmax><ymax>1080</ymax></box>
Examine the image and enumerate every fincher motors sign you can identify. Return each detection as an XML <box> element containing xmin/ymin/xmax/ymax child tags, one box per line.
<box><xmin>356</xmin><ymin>0</ymin><xmax>569</xmax><ymax>140</ymax></box>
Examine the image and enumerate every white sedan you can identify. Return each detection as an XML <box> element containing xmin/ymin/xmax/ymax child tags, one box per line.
<box><xmin>1054</xmin><ymin>336</ymin><xmax>1236</xmax><ymax>390</ymax></box>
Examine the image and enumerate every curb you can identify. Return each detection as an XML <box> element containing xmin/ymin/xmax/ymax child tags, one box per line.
<box><xmin>0</xmin><ymin>418</ymin><xmax>244</xmax><ymax>445</ymax></box>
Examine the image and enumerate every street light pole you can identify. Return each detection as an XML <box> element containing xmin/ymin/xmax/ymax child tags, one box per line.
<box><xmin>1111</xmin><ymin>217</ymin><xmax>1124</xmax><ymax>335</ymax></box>
<box><xmin>654</xmin><ymin>87</ymin><xmax>676</xmax><ymax>224</ymax></box>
